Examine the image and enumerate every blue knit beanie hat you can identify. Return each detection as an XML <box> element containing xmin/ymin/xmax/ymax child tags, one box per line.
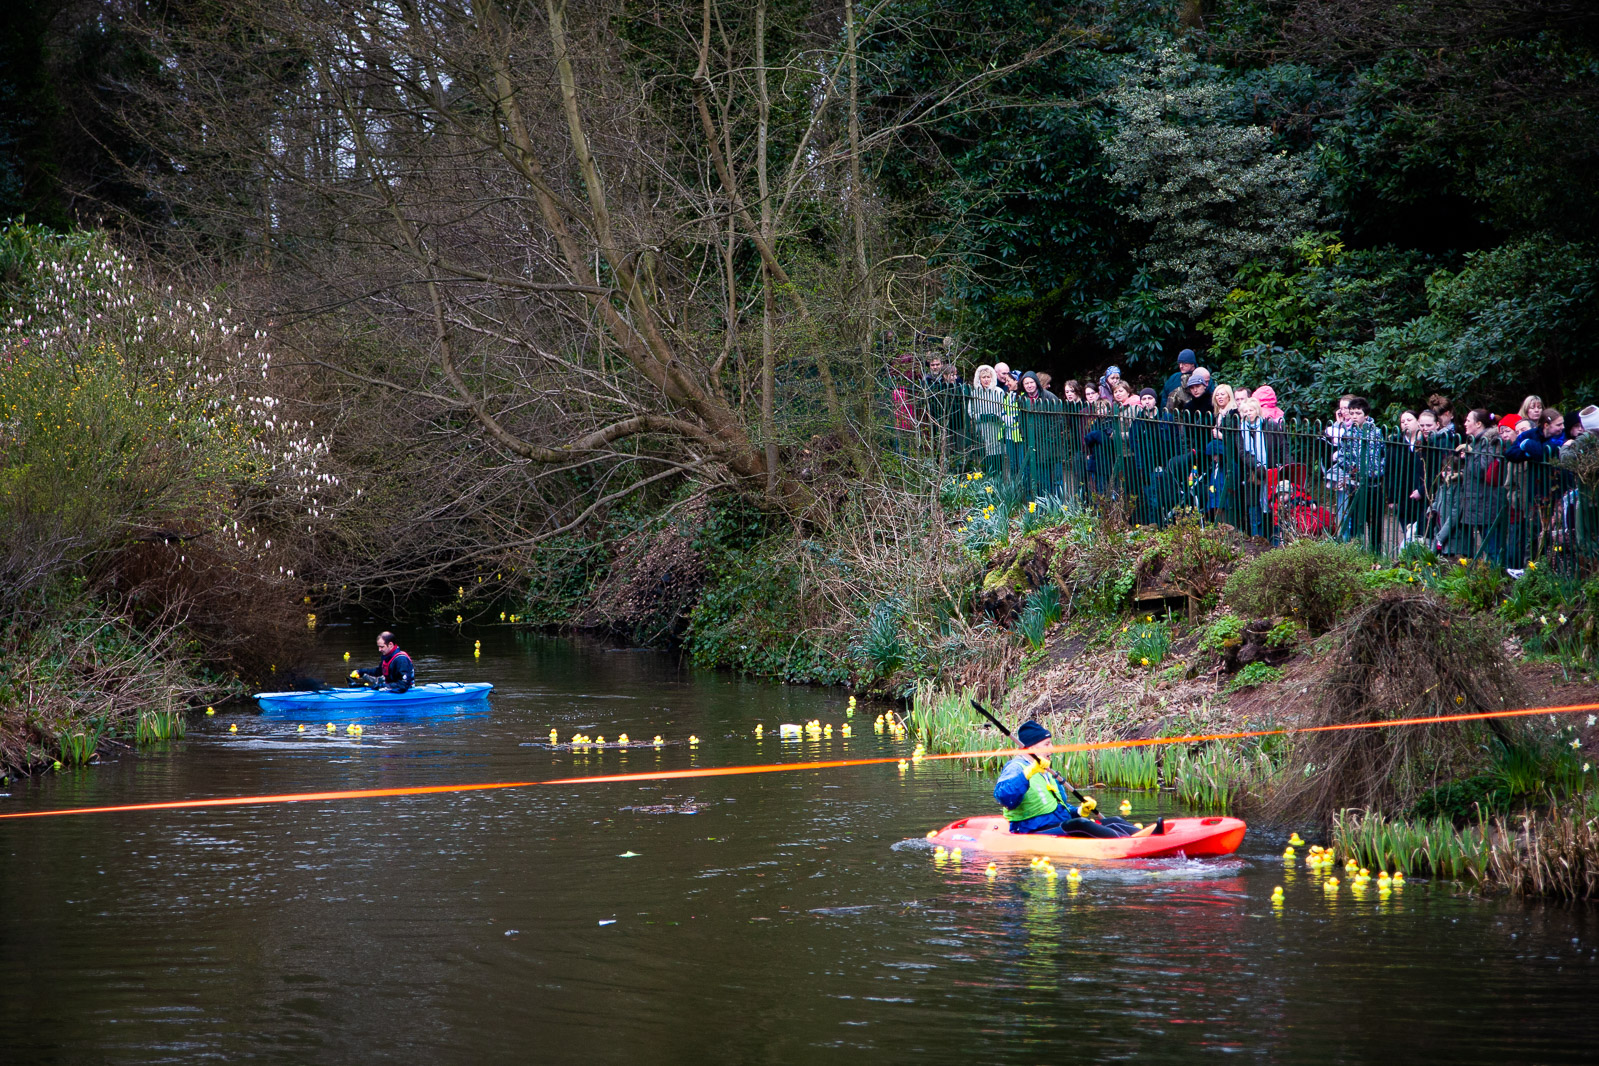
<box><xmin>1017</xmin><ymin>721</ymin><xmax>1051</xmax><ymax>747</ymax></box>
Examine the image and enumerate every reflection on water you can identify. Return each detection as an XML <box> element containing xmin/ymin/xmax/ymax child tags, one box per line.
<box><xmin>2</xmin><ymin>629</ymin><xmax>1596</xmax><ymax>1064</ymax></box>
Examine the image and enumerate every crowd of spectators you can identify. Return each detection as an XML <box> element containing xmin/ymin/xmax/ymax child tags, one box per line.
<box><xmin>893</xmin><ymin>346</ymin><xmax>1599</xmax><ymax>567</ymax></box>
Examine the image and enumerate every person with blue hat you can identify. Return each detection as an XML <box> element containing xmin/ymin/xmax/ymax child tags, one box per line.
<box><xmin>1164</xmin><ymin>349</ymin><xmax>1197</xmax><ymax>400</ymax></box>
<box><xmin>992</xmin><ymin>721</ymin><xmax>1159</xmax><ymax>837</ymax></box>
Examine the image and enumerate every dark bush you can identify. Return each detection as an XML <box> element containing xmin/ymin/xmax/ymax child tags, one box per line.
<box><xmin>1222</xmin><ymin>538</ymin><xmax>1369</xmax><ymax>634</ymax></box>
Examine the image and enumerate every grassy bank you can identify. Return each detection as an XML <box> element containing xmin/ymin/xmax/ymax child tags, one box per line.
<box><xmin>0</xmin><ymin>589</ymin><xmax>230</xmax><ymax>772</ymax></box>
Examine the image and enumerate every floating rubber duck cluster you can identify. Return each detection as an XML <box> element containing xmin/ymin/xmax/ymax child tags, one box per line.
<box><xmin>874</xmin><ymin>712</ymin><xmax>908</xmax><ymax>738</ymax></box>
<box><xmin>550</xmin><ymin>729</ymin><xmax>699</xmax><ymax>748</ymax></box>
<box><xmin>776</xmin><ymin>718</ymin><xmax>853</xmax><ymax>739</ymax></box>
<box><xmin>1282</xmin><ymin>838</ymin><xmax>1404</xmax><ymax>899</ymax></box>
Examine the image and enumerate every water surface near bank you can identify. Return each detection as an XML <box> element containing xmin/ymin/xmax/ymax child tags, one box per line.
<box><xmin>2</xmin><ymin>629</ymin><xmax>1596</xmax><ymax>1064</ymax></box>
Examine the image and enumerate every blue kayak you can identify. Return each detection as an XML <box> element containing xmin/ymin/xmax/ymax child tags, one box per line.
<box><xmin>254</xmin><ymin>682</ymin><xmax>494</xmax><ymax>714</ymax></box>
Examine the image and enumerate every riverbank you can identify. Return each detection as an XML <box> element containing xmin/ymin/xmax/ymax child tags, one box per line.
<box><xmin>520</xmin><ymin>471</ymin><xmax>1599</xmax><ymax>897</ymax></box>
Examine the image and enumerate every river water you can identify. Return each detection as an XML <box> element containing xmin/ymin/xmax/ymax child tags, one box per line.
<box><xmin>2</xmin><ymin>629</ymin><xmax>1596</xmax><ymax>1064</ymax></box>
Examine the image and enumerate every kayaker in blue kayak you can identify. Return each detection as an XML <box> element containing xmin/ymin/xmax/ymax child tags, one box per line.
<box><xmin>352</xmin><ymin>632</ymin><xmax>415</xmax><ymax>693</ymax></box>
<box><xmin>994</xmin><ymin>721</ymin><xmax>1157</xmax><ymax>838</ymax></box>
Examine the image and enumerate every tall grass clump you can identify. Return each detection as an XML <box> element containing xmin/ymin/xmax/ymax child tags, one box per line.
<box><xmin>1166</xmin><ymin>740</ymin><xmax>1282</xmax><ymax>811</ymax></box>
<box><xmin>1333</xmin><ymin>810</ymin><xmax>1491</xmax><ymax>880</ymax></box>
<box><xmin>1047</xmin><ymin>725</ymin><xmax>1159</xmax><ymax>790</ymax></box>
<box><xmin>1486</xmin><ymin>809</ymin><xmax>1599</xmax><ymax>900</ymax></box>
<box><xmin>909</xmin><ymin>684</ymin><xmax>1012</xmax><ymax>772</ymax></box>
<box><xmin>136</xmin><ymin>708</ymin><xmax>187</xmax><ymax>745</ymax></box>
<box><xmin>850</xmin><ymin>597</ymin><xmax>909</xmax><ymax>681</ymax></box>
<box><xmin>1094</xmin><ymin>743</ymin><xmax>1160</xmax><ymax>790</ymax></box>
<box><xmin>1014</xmin><ymin>586</ymin><xmax>1063</xmax><ymax>651</ymax></box>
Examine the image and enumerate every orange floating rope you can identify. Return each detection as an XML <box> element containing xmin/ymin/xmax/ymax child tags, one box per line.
<box><xmin>1</xmin><ymin>700</ymin><xmax>1594</xmax><ymax>821</ymax></box>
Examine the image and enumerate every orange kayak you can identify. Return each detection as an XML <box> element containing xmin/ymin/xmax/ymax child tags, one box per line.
<box><xmin>927</xmin><ymin>814</ymin><xmax>1247</xmax><ymax>860</ymax></box>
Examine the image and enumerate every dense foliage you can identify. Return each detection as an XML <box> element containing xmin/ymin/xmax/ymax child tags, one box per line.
<box><xmin>864</xmin><ymin>0</ymin><xmax>1599</xmax><ymax>409</ymax></box>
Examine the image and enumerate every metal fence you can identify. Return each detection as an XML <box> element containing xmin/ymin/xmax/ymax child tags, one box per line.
<box><xmin>884</xmin><ymin>381</ymin><xmax>1597</xmax><ymax>573</ymax></box>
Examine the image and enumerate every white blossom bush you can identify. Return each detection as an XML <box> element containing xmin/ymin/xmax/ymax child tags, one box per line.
<box><xmin>1103</xmin><ymin>48</ymin><xmax>1319</xmax><ymax>317</ymax></box>
<box><xmin>0</xmin><ymin>225</ymin><xmax>343</xmax><ymax>643</ymax></box>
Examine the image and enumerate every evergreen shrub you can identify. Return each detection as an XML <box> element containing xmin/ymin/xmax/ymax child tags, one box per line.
<box><xmin>1222</xmin><ymin>538</ymin><xmax>1369</xmax><ymax>633</ymax></box>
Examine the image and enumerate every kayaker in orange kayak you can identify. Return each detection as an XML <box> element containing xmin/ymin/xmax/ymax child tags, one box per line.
<box><xmin>994</xmin><ymin>721</ymin><xmax>1159</xmax><ymax>838</ymax></box>
<box><xmin>351</xmin><ymin>631</ymin><xmax>415</xmax><ymax>693</ymax></box>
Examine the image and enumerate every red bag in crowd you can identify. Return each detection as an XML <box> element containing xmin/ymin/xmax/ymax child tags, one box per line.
<box><xmin>1269</xmin><ymin>464</ymin><xmax>1334</xmax><ymax>536</ymax></box>
<box><xmin>1291</xmin><ymin>495</ymin><xmax>1335</xmax><ymax>537</ymax></box>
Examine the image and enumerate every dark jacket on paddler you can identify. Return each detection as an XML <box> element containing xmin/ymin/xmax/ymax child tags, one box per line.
<box><xmin>360</xmin><ymin>646</ymin><xmax>415</xmax><ymax>692</ymax></box>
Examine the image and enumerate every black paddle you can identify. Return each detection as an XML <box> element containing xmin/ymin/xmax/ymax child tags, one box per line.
<box><xmin>968</xmin><ymin>698</ymin><xmax>1089</xmax><ymax>805</ymax></box>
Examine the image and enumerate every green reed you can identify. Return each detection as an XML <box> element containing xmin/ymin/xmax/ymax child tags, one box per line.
<box><xmin>1166</xmin><ymin>741</ymin><xmax>1282</xmax><ymax>811</ymax></box>
<box><xmin>1333</xmin><ymin>809</ymin><xmax>1491</xmax><ymax>880</ymax></box>
<box><xmin>57</xmin><ymin>719</ymin><xmax>107</xmax><ymax>766</ymax></box>
<box><xmin>136</xmin><ymin>708</ymin><xmax>186</xmax><ymax>745</ymax></box>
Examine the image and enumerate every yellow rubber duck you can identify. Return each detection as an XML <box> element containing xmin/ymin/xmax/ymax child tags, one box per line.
<box><xmin>570</xmin><ymin>733</ymin><xmax>583</xmax><ymax>744</ymax></box>
<box><xmin>549</xmin><ymin>729</ymin><xmax>559</xmax><ymax>742</ymax></box>
<box><xmin>986</xmin><ymin>863</ymin><xmax>998</xmax><ymax>879</ymax></box>
<box><xmin>229</xmin><ymin>723</ymin><xmax>238</xmax><ymax>733</ymax></box>
<box><xmin>1324</xmin><ymin>877</ymin><xmax>1340</xmax><ymax>891</ymax></box>
<box><xmin>754</xmin><ymin>724</ymin><xmax>763</xmax><ymax>736</ymax></box>
<box><xmin>688</xmin><ymin>735</ymin><xmax>699</xmax><ymax>745</ymax></box>
<box><xmin>1282</xmin><ymin>847</ymin><xmax>1296</xmax><ymax>859</ymax></box>
<box><xmin>1392</xmin><ymin>871</ymin><xmax>1405</xmax><ymax>887</ymax></box>
<box><xmin>1289</xmin><ymin>833</ymin><xmax>1305</xmax><ymax>846</ymax></box>
<box><xmin>1066</xmin><ymin>868</ymin><xmax>1081</xmax><ymax>882</ymax></box>
<box><xmin>298</xmin><ymin>724</ymin><xmax>305</xmax><ymax>732</ymax></box>
<box><xmin>1043</xmin><ymin>865</ymin><xmax>1058</xmax><ymax>880</ymax></box>
<box><xmin>205</xmin><ymin>707</ymin><xmax>215</xmax><ymax>716</ymax></box>
<box><xmin>596</xmin><ymin>736</ymin><xmax>605</xmax><ymax>746</ymax></box>
<box><xmin>1119</xmin><ymin>800</ymin><xmax>1132</xmax><ymax>815</ymax></box>
<box><xmin>327</xmin><ymin>722</ymin><xmax>336</xmax><ymax>732</ymax></box>
<box><xmin>897</xmin><ymin>760</ymin><xmax>909</xmax><ymax>772</ymax></box>
<box><xmin>617</xmin><ymin>733</ymin><xmax>629</xmax><ymax>745</ymax></box>
<box><xmin>343</xmin><ymin>652</ymin><xmax>351</xmax><ymax>661</ymax></box>
<box><xmin>841</xmin><ymin>724</ymin><xmax>851</xmax><ymax>737</ymax></box>
<box><xmin>1271</xmin><ymin>885</ymin><xmax>1284</xmax><ymax>902</ymax></box>
<box><xmin>950</xmin><ymin>848</ymin><xmax>962</xmax><ymax>862</ymax></box>
<box><xmin>653</xmin><ymin>735</ymin><xmax>663</xmax><ymax>746</ymax></box>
